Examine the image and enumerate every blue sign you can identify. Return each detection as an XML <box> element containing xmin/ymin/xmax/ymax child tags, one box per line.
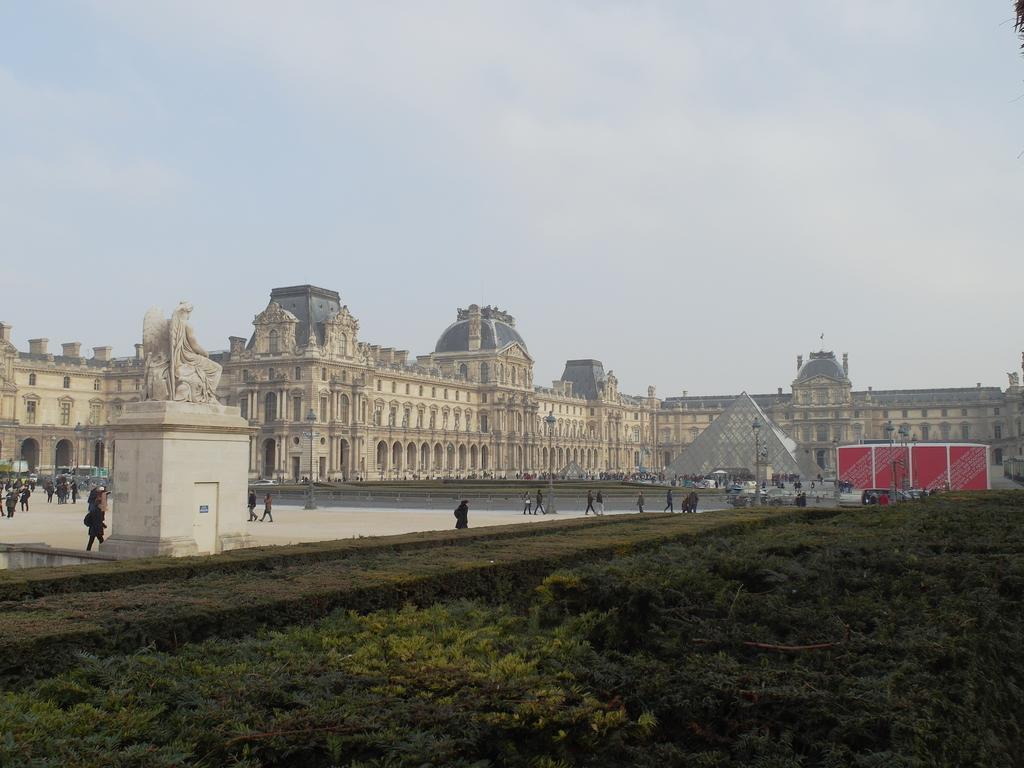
<box><xmin>199</xmin><ymin>505</ymin><xmax>209</xmax><ymax>514</ymax></box>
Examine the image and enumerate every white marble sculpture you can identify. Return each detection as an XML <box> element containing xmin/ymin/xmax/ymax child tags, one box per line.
<box><xmin>143</xmin><ymin>302</ymin><xmax>222</xmax><ymax>404</ymax></box>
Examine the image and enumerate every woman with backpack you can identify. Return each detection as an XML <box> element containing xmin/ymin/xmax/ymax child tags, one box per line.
<box><xmin>84</xmin><ymin>487</ymin><xmax>107</xmax><ymax>550</ymax></box>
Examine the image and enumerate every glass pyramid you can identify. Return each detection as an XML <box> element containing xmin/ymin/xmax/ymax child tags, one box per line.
<box><xmin>667</xmin><ymin>392</ymin><xmax>820</xmax><ymax>479</ymax></box>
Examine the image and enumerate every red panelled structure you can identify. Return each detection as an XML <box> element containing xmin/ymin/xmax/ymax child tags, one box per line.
<box><xmin>837</xmin><ymin>443</ymin><xmax>989</xmax><ymax>491</ymax></box>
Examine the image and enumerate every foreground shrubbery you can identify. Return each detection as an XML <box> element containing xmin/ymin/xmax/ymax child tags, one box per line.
<box><xmin>1</xmin><ymin>494</ymin><xmax>1022</xmax><ymax>766</ymax></box>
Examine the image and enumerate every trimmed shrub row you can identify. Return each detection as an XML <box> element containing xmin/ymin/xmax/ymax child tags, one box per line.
<box><xmin>0</xmin><ymin>511</ymin><xmax>674</xmax><ymax>603</ymax></box>
<box><xmin>0</xmin><ymin>494</ymin><xmax>1020</xmax><ymax>766</ymax></box>
<box><xmin>0</xmin><ymin>509</ymin><xmax>828</xmax><ymax>686</ymax></box>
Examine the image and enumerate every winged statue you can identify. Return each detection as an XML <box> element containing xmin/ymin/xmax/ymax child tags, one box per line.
<box><xmin>142</xmin><ymin>303</ymin><xmax>222</xmax><ymax>404</ymax></box>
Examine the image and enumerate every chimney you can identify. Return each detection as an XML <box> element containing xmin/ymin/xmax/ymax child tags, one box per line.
<box><xmin>778</xmin><ymin>387</ymin><xmax>783</xmax><ymax>395</ymax></box>
<box><xmin>92</xmin><ymin>346</ymin><xmax>112</xmax><ymax>362</ymax></box>
<box><xmin>797</xmin><ymin>354</ymin><xmax>803</xmax><ymax>371</ymax></box>
<box><xmin>976</xmin><ymin>382</ymin><xmax>981</xmax><ymax>388</ymax></box>
<box><xmin>842</xmin><ymin>353</ymin><xmax>848</xmax><ymax>375</ymax></box>
<box><xmin>0</xmin><ymin>323</ymin><xmax>11</xmax><ymax>343</ymax></box>
<box><xmin>28</xmin><ymin>338</ymin><xmax>49</xmax><ymax>355</ymax></box>
<box><xmin>62</xmin><ymin>342</ymin><xmax>82</xmax><ymax>358</ymax></box>
<box><xmin>134</xmin><ymin>343</ymin><xmax>144</xmax><ymax>360</ymax></box>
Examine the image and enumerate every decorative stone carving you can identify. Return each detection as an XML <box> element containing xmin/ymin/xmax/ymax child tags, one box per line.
<box><xmin>252</xmin><ymin>301</ymin><xmax>299</xmax><ymax>355</ymax></box>
<box><xmin>1008</xmin><ymin>371</ymin><xmax>1020</xmax><ymax>388</ymax></box>
<box><xmin>142</xmin><ymin>303</ymin><xmax>223</xmax><ymax>404</ymax></box>
<box><xmin>323</xmin><ymin>306</ymin><xmax>359</xmax><ymax>358</ymax></box>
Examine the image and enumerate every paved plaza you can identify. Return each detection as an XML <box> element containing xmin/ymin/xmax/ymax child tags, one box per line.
<box><xmin>0</xmin><ymin>496</ymin><xmax>728</xmax><ymax>553</ymax></box>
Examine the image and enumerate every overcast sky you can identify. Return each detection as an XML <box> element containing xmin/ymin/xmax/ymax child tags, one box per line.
<box><xmin>1</xmin><ymin>2</ymin><xmax>1021</xmax><ymax>397</ymax></box>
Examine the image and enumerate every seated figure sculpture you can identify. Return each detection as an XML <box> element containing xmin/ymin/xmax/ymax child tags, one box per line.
<box><xmin>143</xmin><ymin>302</ymin><xmax>222</xmax><ymax>404</ymax></box>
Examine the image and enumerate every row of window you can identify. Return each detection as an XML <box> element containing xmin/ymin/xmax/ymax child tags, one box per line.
<box><xmin>23</xmin><ymin>400</ymin><xmax>109</xmax><ymax>426</ymax></box>
<box><xmin>26</xmin><ymin>373</ymin><xmax>138</xmax><ymax>392</ymax></box>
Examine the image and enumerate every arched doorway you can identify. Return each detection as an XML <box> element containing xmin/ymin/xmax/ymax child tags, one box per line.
<box><xmin>392</xmin><ymin>441</ymin><xmax>402</xmax><ymax>475</ymax></box>
<box><xmin>458</xmin><ymin>444</ymin><xmax>467</xmax><ymax>470</ymax></box>
<box><xmin>20</xmin><ymin>439</ymin><xmax>39</xmax><ymax>472</ymax></box>
<box><xmin>481</xmin><ymin>445</ymin><xmax>489</xmax><ymax>470</ymax></box>
<box><xmin>262</xmin><ymin>439</ymin><xmax>276</xmax><ymax>478</ymax></box>
<box><xmin>420</xmin><ymin>443</ymin><xmax>429</xmax><ymax>471</ymax></box>
<box><xmin>376</xmin><ymin>441</ymin><xmax>388</xmax><ymax>475</ymax></box>
<box><xmin>433</xmin><ymin>443</ymin><xmax>443</xmax><ymax>470</ymax></box>
<box><xmin>55</xmin><ymin>439</ymin><xmax>74</xmax><ymax>470</ymax></box>
<box><xmin>470</xmin><ymin>444</ymin><xmax>478</xmax><ymax>469</ymax></box>
<box><xmin>406</xmin><ymin>443</ymin><xmax>416</xmax><ymax>472</ymax></box>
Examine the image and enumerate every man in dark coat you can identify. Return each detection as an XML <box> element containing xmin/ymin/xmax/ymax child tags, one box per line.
<box><xmin>584</xmin><ymin>490</ymin><xmax>596</xmax><ymax>515</ymax></box>
<box><xmin>664</xmin><ymin>489</ymin><xmax>674</xmax><ymax>513</ymax></box>
<box><xmin>247</xmin><ymin>489</ymin><xmax>258</xmax><ymax>521</ymax></box>
<box><xmin>454</xmin><ymin>499</ymin><xmax>469</xmax><ymax>529</ymax></box>
<box><xmin>85</xmin><ymin>488</ymin><xmax>107</xmax><ymax>550</ymax></box>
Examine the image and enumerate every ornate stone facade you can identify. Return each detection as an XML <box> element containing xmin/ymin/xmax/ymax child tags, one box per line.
<box><xmin>0</xmin><ymin>287</ymin><xmax>1020</xmax><ymax>479</ymax></box>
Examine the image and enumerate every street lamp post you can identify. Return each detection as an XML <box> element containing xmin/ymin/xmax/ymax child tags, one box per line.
<box><xmin>752</xmin><ymin>417</ymin><xmax>762</xmax><ymax>505</ymax></box>
<box><xmin>897</xmin><ymin>424</ymin><xmax>910</xmax><ymax>492</ymax></box>
<box><xmin>545</xmin><ymin>411</ymin><xmax>557</xmax><ymax>514</ymax></box>
<box><xmin>832</xmin><ymin>437</ymin><xmax>840</xmax><ymax>501</ymax></box>
<box><xmin>884</xmin><ymin>420</ymin><xmax>895</xmax><ymax>502</ymax></box>
<box><xmin>304</xmin><ymin>408</ymin><xmax>318</xmax><ymax>510</ymax></box>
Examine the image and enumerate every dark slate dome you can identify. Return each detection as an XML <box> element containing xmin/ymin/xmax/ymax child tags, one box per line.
<box><xmin>434</xmin><ymin>307</ymin><xmax>528</xmax><ymax>354</ymax></box>
<box><xmin>797</xmin><ymin>352</ymin><xmax>846</xmax><ymax>382</ymax></box>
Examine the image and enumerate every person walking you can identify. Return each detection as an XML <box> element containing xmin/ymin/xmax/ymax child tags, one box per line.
<box><xmin>71</xmin><ymin>481</ymin><xmax>79</xmax><ymax>504</ymax></box>
<box><xmin>454</xmin><ymin>499</ymin><xmax>469</xmax><ymax>529</ymax></box>
<box><xmin>522</xmin><ymin>491</ymin><xmax>532</xmax><ymax>515</ymax></box>
<box><xmin>45</xmin><ymin>479</ymin><xmax>54</xmax><ymax>504</ymax></box>
<box><xmin>85</xmin><ymin>489</ymin><xmax>107</xmax><ymax>550</ymax></box>
<box><xmin>4</xmin><ymin>487</ymin><xmax>16</xmax><ymax>518</ymax></box>
<box><xmin>596</xmin><ymin>490</ymin><xmax>605</xmax><ymax>515</ymax></box>
<box><xmin>584</xmin><ymin>490</ymin><xmax>596</xmax><ymax>515</ymax></box>
<box><xmin>535</xmin><ymin>488</ymin><xmax>545</xmax><ymax>515</ymax></box>
<box><xmin>260</xmin><ymin>492</ymin><xmax>274</xmax><ymax>522</ymax></box>
<box><xmin>247</xmin><ymin>489</ymin><xmax>258</xmax><ymax>521</ymax></box>
<box><xmin>664</xmin><ymin>488</ymin><xmax>674</xmax><ymax>513</ymax></box>
<box><xmin>637</xmin><ymin>490</ymin><xmax>645</xmax><ymax>513</ymax></box>
<box><xmin>19</xmin><ymin>484</ymin><xmax>30</xmax><ymax>512</ymax></box>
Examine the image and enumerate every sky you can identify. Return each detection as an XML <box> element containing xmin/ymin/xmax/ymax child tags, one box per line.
<box><xmin>1</xmin><ymin>1</ymin><xmax>1021</xmax><ymax>398</ymax></box>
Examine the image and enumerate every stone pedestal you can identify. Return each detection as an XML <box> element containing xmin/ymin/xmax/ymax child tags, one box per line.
<box><xmin>102</xmin><ymin>401</ymin><xmax>254</xmax><ymax>559</ymax></box>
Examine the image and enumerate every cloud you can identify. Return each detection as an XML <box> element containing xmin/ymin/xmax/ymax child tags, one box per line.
<box><xmin>4</xmin><ymin>1</ymin><xmax>1021</xmax><ymax>393</ymax></box>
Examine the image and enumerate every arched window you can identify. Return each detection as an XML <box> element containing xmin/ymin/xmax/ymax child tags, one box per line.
<box><xmin>28</xmin><ymin>373</ymin><xmax>36</xmax><ymax>386</ymax></box>
<box><xmin>480</xmin><ymin>362</ymin><xmax>489</xmax><ymax>383</ymax></box>
<box><xmin>512</xmin><ymin>368</ymin><xmax>518</xmax><ymax>385</ymax></box>
<box><xmin>459</xmin><ymin>363</ymin><xmax>468</xmax><ymax>379</ymax></box>
<box><xmin>63</xmin><ymin>376</ymin><xmax>71</xmax><ymax>389</ymax></box>
<box><xmin>268</xmin><ymin>329</ymin><xmax>279</xmax><ymax>354</ymax></box>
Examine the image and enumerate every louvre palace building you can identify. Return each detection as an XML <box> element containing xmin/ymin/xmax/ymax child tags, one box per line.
<box><xmin>0</xmin><ymin>284</ymin><xmax>1020</xmax><ymax>481</ymax></box>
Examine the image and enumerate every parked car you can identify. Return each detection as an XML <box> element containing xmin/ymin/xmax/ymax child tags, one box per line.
<box><xmin>251</xmin><ymin>479</ymin><xmax>277</xmax><ymax>486</ymax></box>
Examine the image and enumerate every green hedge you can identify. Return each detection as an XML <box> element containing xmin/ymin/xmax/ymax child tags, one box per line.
<box><xmin>0</xmin><ymin>509</ymin><xmax>820</xmax><ymax>686</ymax></box>
<box><xmin>0</xmin><ymin>512</ymin><xmax>678</xmax><ymax>603</ymax></box>
<box><xmin>0</xmin><ymin>494</ymin><xmax>1020</xmax><ymax>766</ymax></box>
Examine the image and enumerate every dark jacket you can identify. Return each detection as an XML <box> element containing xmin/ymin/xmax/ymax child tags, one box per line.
<box><xmin>85</xmin><ymin>504</ymin><xmax>106</xmax><ymax>537</ymax></box>
<box><xmin>454</xmin><ymin>501</ymin><xmax>469</xmax><ymax>529</ymax></box>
